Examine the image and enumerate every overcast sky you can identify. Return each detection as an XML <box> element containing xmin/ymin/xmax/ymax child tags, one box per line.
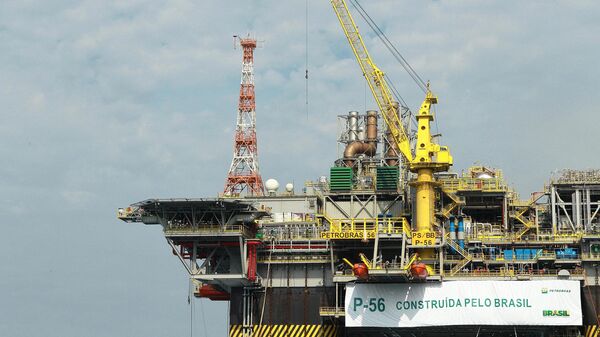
<box><xmin>1</xmin><ymin>1</ymin><xmax>599</xmax><ymax>336</ymax></box>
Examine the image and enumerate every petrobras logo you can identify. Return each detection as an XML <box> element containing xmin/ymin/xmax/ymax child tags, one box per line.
<box><xmin>543</xmin><ymin>310</ymin><xmax>570</xmax><ymax>317</ymax></box>
<box><xmin>541</xmin><ymin>288</ymin><xmax>570</xmax><ymax>294</ymax></box>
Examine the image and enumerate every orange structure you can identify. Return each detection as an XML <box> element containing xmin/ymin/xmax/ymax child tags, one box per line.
<box><xmin>223</xmin><ymin>36</ymin><xmax>264</xmax><ymax>196</ymax></box>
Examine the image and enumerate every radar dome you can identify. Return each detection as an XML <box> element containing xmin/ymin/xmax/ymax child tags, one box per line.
<box><xmin>285</xmin><ymin>183</ymin><xmax>294</xmax><ymax>193</ymax></box>
<box><xmin>265</xmin><ymin>179</ymin><xmax>280</xmax><ymax>193</ymax></box>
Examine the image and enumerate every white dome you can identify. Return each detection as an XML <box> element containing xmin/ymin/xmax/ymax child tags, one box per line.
<box><xmin>265</xmin><ymin>179</ymin><xmax>280</xmax><ymax>193</ymax></box>
<box><xmin>477</xmin><ymin>173</ymin><xmax>493</xmax><ymax>179</ymax></box>
<box><xmin>285</xmin><ymin>183</ymin><xmax>294</xmax><ymax>192</ymax></box>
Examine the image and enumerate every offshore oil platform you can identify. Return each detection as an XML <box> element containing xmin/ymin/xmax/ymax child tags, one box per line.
<box><xmin>118</xmin><ymin>1</ymin><xmax>600</xmax><ymax>336</ymax></box>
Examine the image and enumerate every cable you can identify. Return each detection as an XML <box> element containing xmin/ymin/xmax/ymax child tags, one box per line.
<box><xmin>305</xmin><ymin>0</ymin><xmax>309</xmax><ymax>119</ymax></box>
<box><xmin>354</xmin><ymin>0</ymin><xmax>428</xmax><ymax>92</ymax></box>
<box><xmin>188</xmin><ymin>279</ymin><xmax>194</xmax><ymax>337</ymax></box>
<box><xmin>349</xmin><ymin>0</ymin><xmax>428</xmax><ymax>93</ymax></box>
<box><xmin>385</xmin><ymin>74</ymin><xmax>417</xmax><ymax>130</ymax></box>
<box><xmin>259</xmin><ymin>248</ymin><xmax>273</xmax><ymax>325</ymax></box>
<box><xmin>384</xmin><ymin>74</ymin><xmax>409</xmax><ymax>109</ymax></box>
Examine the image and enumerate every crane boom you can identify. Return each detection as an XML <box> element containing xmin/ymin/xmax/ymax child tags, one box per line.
<box><xmin>330</xmin><ymin>0</ymin><xmax>413</xmax><ymax>163</ymax></box>
<box><xmin>330</xmin><ymin>0</ymin><xmax>452</xmax><ymax>173</ymax></box>
<box><xmin>331</xmin><ymin>0</ymin><xmax>454</xmax><ymax>269</ymax></box>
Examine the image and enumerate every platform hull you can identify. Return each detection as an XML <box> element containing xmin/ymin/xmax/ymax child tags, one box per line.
<box><xmin>224</xmin><ymin>284</ymin><xmax>600</xmax><ymax>337</ymax></box>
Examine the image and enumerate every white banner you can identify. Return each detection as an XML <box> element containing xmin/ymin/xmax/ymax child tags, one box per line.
<box><xmin>345</xmin><ymin>280</ymin><xmax>581</xmax><ymax>327</ymax></box>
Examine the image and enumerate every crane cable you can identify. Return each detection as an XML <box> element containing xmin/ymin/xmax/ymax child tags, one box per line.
<box><xmin>386</xmin><ymin>74</ymin><xmax>418</xmax><ymax>137</ymax></box>
<box><xmin>259</xmin><ymin>248</ymin><xmax>273</xmax><ymax>325</ymax></box>
<box><xmin>188</xmin><ymin>278</ymin><xmax>208</xmax><ymax>337</ymax></box>
<box><xmin>348</xmin><ymin>0</ymin><xmax>428</xmax><ymax>94</ymax></box>
<box><xmin>305</xmin><ymin>0</ymin><xmax>309</xmax><ymax>119</ymax></box>
<box><xmin>188</xmin><ymin>279</ymin><xmax>194</xmax><ymax>337</ymax></box>
<box><xmin>384</xmin><ymin>74</ymin><xmax>409</xmax><ymax>109</ymax></box>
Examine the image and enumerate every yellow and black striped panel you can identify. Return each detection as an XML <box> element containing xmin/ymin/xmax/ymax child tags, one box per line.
<box><xmin>587</xmin><ymin>325</ymin><xmax>599</xmax><ymax>337</ymax></box>
<box><xmin>229</xmin><ymin>324</ymin><xmax>338</xmax><ymax>337</ymax></box>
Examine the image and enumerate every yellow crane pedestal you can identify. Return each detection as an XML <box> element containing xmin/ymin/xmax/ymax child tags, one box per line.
<box><xmin>412</xmin><ymin>168</ymin><xmax>437</xmax><ymax>261</ymax></box>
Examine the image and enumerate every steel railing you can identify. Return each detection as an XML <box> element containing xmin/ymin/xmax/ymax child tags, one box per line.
<box><xmin>450</xmin><ymin>268</ymin><xmax>584</xmax><ymax>278</ymax></box>
<box><xmin>317</xmin><ymin>216</ymin><xmax>411</xmax><ymax>238</ymax></box>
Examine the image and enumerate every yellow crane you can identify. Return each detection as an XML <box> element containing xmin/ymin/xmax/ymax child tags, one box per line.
<box><xmin>330</xmin><ymin>0</ymin><xmax>453</xmax><ymax>261</ymax></box>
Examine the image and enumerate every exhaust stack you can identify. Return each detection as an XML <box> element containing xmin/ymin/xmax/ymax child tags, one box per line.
<box><xmin>343</xmin><ymin>110</ymin><xmax>377</xmax><ymax>166</ymax></box>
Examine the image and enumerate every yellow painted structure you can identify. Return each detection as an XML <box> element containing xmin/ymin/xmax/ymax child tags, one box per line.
<box><xmin>412</xmin><ymin>230</ymin><xmax>437</xmax><ymax>246</ymax></box>
<box><xmin>318</xmin><ymin>216</ymin><xmax>410</xmax><ymax>240</ymax></box>
<box><xmin>330</xmin><ymin>0</ymin><xmax>452</xmax><ymax>263</ymax></box>
<box><xmin>229</xmin><ymin>325</ymin><xmax>339</xmax><ymax>337</ymax></box>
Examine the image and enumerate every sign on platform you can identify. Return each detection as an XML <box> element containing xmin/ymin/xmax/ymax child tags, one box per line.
<box><xmin>345</xmin><ymin>281</ymin><xmax>581</xmax><ymax>327</ymax></box>
<box><xmin>411</xmin><ymin>230</ymin><xmax>436</xmax><ymax>246</ymax></box>
<box><xmin>320</xmin><ymin>230</ymin><xmax>375</xmax><ymax>240</ymax></box>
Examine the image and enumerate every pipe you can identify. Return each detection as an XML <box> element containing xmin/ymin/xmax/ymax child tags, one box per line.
<box><xmin>366</xmin><ymin>110</ymin><xmax>377</xmax><ymax>142</ymax></box>
<box><xmin>458</xmin><ymin>217</ymin><xmax>465</xmax><ymax>249</ymax></box>
<box><xmin>348</xmin><ymin>111</ymin><xmax>358</xmax><ymax>141</ymax></box>
<box><xmin>357</xmin><ymin>126</ymin><xmax>365</xmax><ymax>141</ymax></box>
<box><xmin>449</xmin><ymin>217</ymin><xmax>456</xmax><ymax>241</ymax></box>
<box><xmin>343</xmin><ymin>111</ymin><xmax>377</xmax><ymax>166</ymax></box>
<box><xmin>448</xmin><ymin>217</ymin><xmax>456</xmax><ymax>254</ymax></box>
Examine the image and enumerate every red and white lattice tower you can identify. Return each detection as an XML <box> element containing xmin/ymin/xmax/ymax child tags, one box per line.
<box><xmin>223</xmin><ymin>37</ymin><xmax>264</xmax><ymax>196</ymax></box>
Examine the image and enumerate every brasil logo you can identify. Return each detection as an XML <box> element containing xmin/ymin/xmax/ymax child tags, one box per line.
<box><xmin>543</xmin><ymin>310</ymin><xmax>570</xmax><ymax>317</ymax></box>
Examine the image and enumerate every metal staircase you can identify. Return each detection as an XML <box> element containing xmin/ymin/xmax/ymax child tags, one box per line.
<box><xmin>511</xmin><ymin>193</ymin><xmax>544</xmax><ymax>239</ymax></box>
<box><xmin>447</xmin><ymin>239</ymin><xmax>472</xmax><ymax>275</ymax></box>
<box><xmin>441</xmin><ymin>189</ymin><xmax>465</xmax><ymax>219</ymax></box>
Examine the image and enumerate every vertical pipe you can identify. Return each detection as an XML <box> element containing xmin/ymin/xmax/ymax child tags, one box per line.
<box><xmin>249</xmin><ymin>290</ymin><xmax>253</xmax><ymax>332</ymax></box>
<box><xmin>330</xmin><ymin>244</ymin><xmax>335</xmax><ymax>275</ymax></box>
<box><xmin>535</xmin><ymin>207</ymin><xmax>539</xmax><ymax>239</ymax></box>
<box><xmin>242</xmin><ymin>288</ymin><xmax>247</xmax><ymax>333</ymax></box>
<box><xmin>503</xmin><ymin>195</ymin><xmax>508</xmax><ymax>230</ymax></box>
<box><xmin>335</xmin><ymin>282</ymin><xmax>339</xmax><ymax>311</ymax></box>
<box><xmin>587</xmin><ymin>189</ymin><xmax>592</xmax><ymax>230</ymax></box>
<box><xmin>350</xmin><ymin>195</ymin><xmax>354</xmax><ymax>221</ymax></box>
<box><xmin>240</xmin><ymin>237</ymin><xmax>247</xmax><ymax>276</ymax></box>
<box><xmin>192</xmin><ymin>242</ymin><xmax>197</xmax><ymax>274</ymax></box>
<box><xmin>372</xmin><ymin>217</ymin><xmax>380</xmax><ymax>266</ymax></box>
<box><xmin>458</xmin><ymin>217</ymin><xmax>465</xmax><ymax>250</ymax></box>
<box><xmin>400</xmin><ymin>232</ymin><xmax>406</xmax><ymax>268</ymax></box>
<box><xmin>357</xmin><ymin>126</ymin><xmax>365</xmax><ymax>141</ymax></box>
<box><xmin>348</xmin><ymin>111</ymin><xmax>358</xmax><ymax>141</ymax></box>
<box><xmin>366</xmin><ymin>110</ymin><xmax>377</xmax><ymax>143</ymax></box>
<box><xmin>551</xmin><ymin>186</ymin><xmax>557</xmax><ymax>234</ymax></box>
<box><xmin>449</xmin><ymin>217</ymin><xmax>456</xmax><ymax>241</ymax></box>
<box><xmin>575</xmin><ymin>190</ymin><xmax>582</xmax><ymax>230</ymax></box>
